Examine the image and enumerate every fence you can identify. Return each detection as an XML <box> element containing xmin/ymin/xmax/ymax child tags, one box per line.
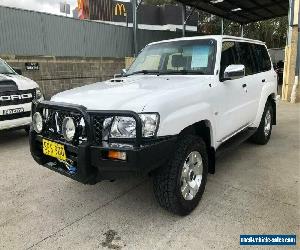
<box><xmin>0</xmin><ymin>6</ymin><xmax>195</xmax><ymax>58</ymax></box>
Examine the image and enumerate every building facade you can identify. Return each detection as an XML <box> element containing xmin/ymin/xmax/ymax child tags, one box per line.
<box><xmin>89</xmin><ymin>0</ymin><xmax>113</xmax><ymax>21</ymax></box>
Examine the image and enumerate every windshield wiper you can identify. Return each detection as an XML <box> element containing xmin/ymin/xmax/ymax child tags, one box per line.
<box><xmin>124</xmin><ymin>70</ymin><xmax>161</xmax><ymax>77</ymax></box>
<box><xmin>159</xmin><ymin>70</ymin><xmax>205</xmax><ymax>75</ymax></box>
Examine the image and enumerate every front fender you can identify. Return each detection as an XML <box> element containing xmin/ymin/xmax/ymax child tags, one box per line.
<box><xmin>157</xmin><ymin>102</ymin><xmax>216</xmax><ymax>147</ymax></box>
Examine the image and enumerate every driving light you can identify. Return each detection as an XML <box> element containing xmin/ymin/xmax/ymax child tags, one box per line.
<box><xmin>32</xmin><ymin>112</ymin><xmax>43</xmax><ymax>133</ymax></box>
<box><xmin>62</xmin><ymin>117</ymin><xmax>76</xmax><ymax>142</ymax></box>
<box><xmin>110</xmin><ymin>117</ymin><xmax>136</xmax><ymax>138</ymax></box>
<box><xmin>140</xmin><ymin>113</ymin><xmax>159</xmax><ymax>137</ymax></box>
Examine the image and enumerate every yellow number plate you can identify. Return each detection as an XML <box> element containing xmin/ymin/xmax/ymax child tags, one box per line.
<box><xmin>43</xmin><ymin>139</ymin><xmax>66</xmax><ymax>161</ymax></box>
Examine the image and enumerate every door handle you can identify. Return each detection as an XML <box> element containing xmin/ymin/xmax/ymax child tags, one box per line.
<box><xmin>242</xmin><ymin>84</ymin><xmax>247</xmax><ymax>88</ymax></box>
<box><xmin>262</xmin><ymin>79</ymin><xmax>266</xmax><ymax>83</ymax></box>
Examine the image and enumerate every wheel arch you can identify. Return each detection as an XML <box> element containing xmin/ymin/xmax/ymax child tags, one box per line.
<box><xmin>253</xmin><ymin>91</ymin><xmax>277</xmax><ymax>127</ymax></box>
<box><xmin>267</xmin><ymin>93</ymin><xmax>277</xmax><ymax>125</ymax></box>
<box><xmin>179</xmin><ymin>120</ymin><xmax>216</xmax><ymax>174</ymax></box>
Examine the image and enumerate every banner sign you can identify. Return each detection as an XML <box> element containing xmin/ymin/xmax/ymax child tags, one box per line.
<box><xmin>25</xmin><ymin>62</ymin><xmax>40</xmax><ymax>71</ymax></box>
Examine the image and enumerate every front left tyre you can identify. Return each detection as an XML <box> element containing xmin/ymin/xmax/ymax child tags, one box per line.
<box><xmin>153</xmin><ymin>135</ymin><xmax>208</xmax><ymax>216</ymax></box>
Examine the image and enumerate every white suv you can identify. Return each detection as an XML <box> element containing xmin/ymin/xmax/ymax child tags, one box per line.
<box><xmin>30</xmin><ymin>36</ymin><xmax>279</xmax><ymax>215</ymax></box>
<box><xmin>0</xmin><ymin>58</ymin><xmax>43</xmax><ymax>132</ymax></box>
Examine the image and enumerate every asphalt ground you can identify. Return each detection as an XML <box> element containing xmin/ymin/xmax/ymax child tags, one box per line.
<box><xmin>0</xmin><ymin>101</ymin><xmax>299</xmax><ymax>250</ymax></box>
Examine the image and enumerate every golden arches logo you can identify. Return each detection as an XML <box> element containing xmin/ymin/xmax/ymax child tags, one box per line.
<box><xmin>114</xmin><ymin>3</ymin><xmax>127</xmax><ymax>16</ymax></box>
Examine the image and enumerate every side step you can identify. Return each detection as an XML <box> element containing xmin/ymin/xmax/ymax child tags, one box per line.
<box><xmin>216</xmin><ymin>128</ymin><xmax>256</xmax><ymax>158</ymax></box>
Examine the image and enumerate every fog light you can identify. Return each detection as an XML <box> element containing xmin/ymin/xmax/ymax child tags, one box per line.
<box><xmin>108</xmin><ymin>150</ymin><xmax>127</xmax><ymax>161</ymax></box>
<box><xmin>32</xmin><ymin>112</ymin><xmax>43</xmax><ymax>133</ymax></box>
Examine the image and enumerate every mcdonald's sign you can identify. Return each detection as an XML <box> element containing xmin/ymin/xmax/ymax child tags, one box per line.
<box><xmin>114</xmin><ymin>3</ymin><xmax>127</xmax><ymax>16</ymax></box>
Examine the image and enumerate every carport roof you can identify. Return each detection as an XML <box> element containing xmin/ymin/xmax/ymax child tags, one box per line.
<box><xmin>177</xmin><ymin>0</ymin><xmax>289</xmax><ymax>24</ymax></box>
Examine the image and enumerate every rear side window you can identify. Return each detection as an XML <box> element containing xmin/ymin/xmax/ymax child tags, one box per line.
<box><xmin>236</xmin><ymin>42</ymin><xmax>256</xmax><ymax>76</ymax></box>
<box><xmin>220</xmin><ymin>41</ymin><xmax>239</xmax><ymax>76</ymax></box>
<box><xmin>252</xmin><ymin>44</ymin><xmax>272</xmax><ymax>72</ymax></box>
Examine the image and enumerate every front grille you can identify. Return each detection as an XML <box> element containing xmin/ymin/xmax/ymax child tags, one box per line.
<box><xmin>36</xmin><ymin>103</ymin><xmax>142</xmax><ymax>147</ymax></box>
<box><xmin>0</xmin><ymin>111</ymin><xmax>31</xmax><ymax>121</ymax></box>
<box><xmin>41</xmin><ymin>108</ymin><xmax>86</xmax><ymax>146</ymax></box>
<box><xmin>92</xmin><ymin>115</ymin><xmax>109</xmax><ymax>144</ymax></box>
<box><xmin>0</xmin><ymin>89</ymin><xmax>36</xmax><ymax>106</ymax></box>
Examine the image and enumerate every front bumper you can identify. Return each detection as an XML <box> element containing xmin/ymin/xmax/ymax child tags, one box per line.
<box><xmin>0</xmin><ymin>116</ymin><xmax>31</xmax><ymax>130</ymax></box>
<box><xmin>29</xmin><ymin>101</ymin><xmax>176</xmax><ymax>184</ymax></box>
<box><xmin>30</xmin><ymin>132</ymin><xmax>176</xmax><ymax>184</ymax></box>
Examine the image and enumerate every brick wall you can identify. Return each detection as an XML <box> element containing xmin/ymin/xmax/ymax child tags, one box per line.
<box><xmin>1</xmin><ymin>55</ymin><xmax>126</xmax><ymax>99</ymax></box>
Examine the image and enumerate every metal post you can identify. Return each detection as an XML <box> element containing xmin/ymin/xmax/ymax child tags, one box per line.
<box><xmin>64</xmin><ymin>0</ymin><xmax>67</xmax><ymax>17</ymax></box>
<box><xmin>182</xmin><ymin>4</ymin><xmax>186</xmax><ymax>37</ymax></box>
<box><xmin>221</xmin><ymin>18</ymin><xmax>224</xmax><ymax>35</ymax></box>
<box><xmin>132</xmin><ymin>0</ymin><xmax>138</xmax><ymax>57</ymax></box>
<box><xmin>241</xmin><ymin>24</ymin><xmax>244</xmax><ymax>37</ymax></box>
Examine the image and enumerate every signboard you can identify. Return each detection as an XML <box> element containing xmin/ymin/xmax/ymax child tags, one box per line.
<box><xmin>60</xmin><ymin>2</ymin><xmax>71</xmax><ymax>15</ymax></box>
<box><xmin>112</xmin><ymin>1</ymin><xmax>132</xmax><ymax>23</ymax></box>
<box><xmin>114</xmin><ymin>3</ymin><xmax>127</xmax><ymax>17</ymax></box>
<box><xmin>77</xmin><ymin>0</ymin><xmax>89</xmax><ymax>20</ymax></box>
<box><xmin>25</xmin><ymin>62</ymin><xmax>40</xmax><ymax>71</ymax></box>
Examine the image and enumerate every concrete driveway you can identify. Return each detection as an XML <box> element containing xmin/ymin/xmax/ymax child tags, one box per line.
<box><xmin>0</xmin><ymin>101</ymin><xmax>299</xmax><ymax>250</ymax></box>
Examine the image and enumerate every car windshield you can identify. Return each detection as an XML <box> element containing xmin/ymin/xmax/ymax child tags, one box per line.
<box><xmin>0</xmin><ymin>60</ymin><xmax>16</xmax><ymax>75</ymax></box>
<box><xmin>126</xmin><ymin>39</ymin><xmax>217</xmax><ymax>76</ymax></box>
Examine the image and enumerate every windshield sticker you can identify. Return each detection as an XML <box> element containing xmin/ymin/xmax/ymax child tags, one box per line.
<box><xmin>191</xmin><ymin>46</ymin><xmax>209</xmax><ymax>69</ymax></box>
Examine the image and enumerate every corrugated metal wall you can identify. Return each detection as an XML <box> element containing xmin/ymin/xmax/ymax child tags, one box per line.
<box><xmin>0</xmin><ymin>6</ymin><xmax>192</xmax><ymax>58</ymax></box>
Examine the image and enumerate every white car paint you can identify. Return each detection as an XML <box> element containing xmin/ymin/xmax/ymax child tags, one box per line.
<box><xmin>0</xmin><ymin>61</ymin><xmax>42</xmax><ymax>131</ymax></box>
<box><xmin>0</xmin><ymin>73</ymin><xmax>39</xmax><ymax>90</ymax></box>
<box><xmin>51</xmin><ymin>35</ymin><xmax>278</xmax><ymax>150</ymax></box>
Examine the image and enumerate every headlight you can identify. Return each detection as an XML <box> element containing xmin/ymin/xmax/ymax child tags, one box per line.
<box><xmin>36</xmin><ymin>88</ymin><xmax>43</xmax><ymax>100</ymax></box>
<box><xmin>62</xmin><ymin>117</ymin><xmax>76</xmax><ymax>142</ymax></box>
<box><xmin>32</xmin><ymin>112</ymin><xmax>43</xmax><ymax>133</ymax></box>
<box><xmin>110</xmin><ymin>117</ymin><xmax>136</xmax><ymax>138</ymax></box>
<box><xmin>140</xmin><ymin>114</ymin><xmax>159</xmax><ymax>137</ymax></box>
<box><xmin>105</xmin><ymin>113</ymin><xmax>159</xmax><ymax>139</ymax></box>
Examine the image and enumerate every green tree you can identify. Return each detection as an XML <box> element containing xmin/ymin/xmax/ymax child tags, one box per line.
<box><xmin>243</xmin><ymin>17</ymin><xmax>288</xmax><ymax>48</ymax></box>
<box><xmin>142</xmin><ymin>0</ymin><xmax>288</xmax><ymax>47</ymax></box>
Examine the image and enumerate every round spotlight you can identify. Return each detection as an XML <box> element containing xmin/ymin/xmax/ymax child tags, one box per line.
<box><xmin>62</xmin><ymin>117</ymin><xmax>76</xmax><ymax>142</ymax></box>
<box><xmin>32</xmin><ymin>112</ymin><xmax>43</xmax><ymax>133</ymax></box>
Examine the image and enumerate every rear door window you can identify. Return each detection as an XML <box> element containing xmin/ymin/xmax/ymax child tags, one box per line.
<box><xmin>252</xmin><ymin>44</ymin><xmax>272</xmax><ymax>72</ymax></box>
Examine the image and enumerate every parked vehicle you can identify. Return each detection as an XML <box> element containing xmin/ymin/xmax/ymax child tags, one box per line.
<box><xmin>29</xmin><ymin>36</ymin><xmax>279</xmax><ymax>215</ymax></box>
<box><xmin>0</xmin><ymin>58</ymin><xmax>43</xmax><ymax>132</ymax></box>
<box><xmin>274</xmin><ymin>60</ymin><xmax>284</xmax><ymax>85</ymax></box>
<box><xmin>268</xmin><ymin>48</ymin><xmax>285</xmax><ymax>85</ymax></box>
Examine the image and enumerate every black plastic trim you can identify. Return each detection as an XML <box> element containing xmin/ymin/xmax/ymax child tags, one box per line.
<box><xmin>30</xmin><ymin>101</ymin><xmax>176</xmax><ymax>184</ymax></box>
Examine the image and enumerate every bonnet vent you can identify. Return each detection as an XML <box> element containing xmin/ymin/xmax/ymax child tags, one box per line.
<box><xmin>0</xmin><ymin>80</ymin><xmax>18</xmax><ymax>92</ymax></box>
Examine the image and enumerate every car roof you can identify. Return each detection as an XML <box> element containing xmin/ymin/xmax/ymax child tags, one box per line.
<box><xmin>149</xmin><ymin>35</ymin><xmax>265</xmax><ymax>46</ymax></box>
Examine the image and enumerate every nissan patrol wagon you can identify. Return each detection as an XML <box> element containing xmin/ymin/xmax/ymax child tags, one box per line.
<box><xmin>0</xmin><ymin>58</ymin><xmax>43</xmax><ymax>132</ymax></box>
<box><xmin>30</xmin><ymin>36</ymin><xmax>278</xmax><ymax>215</ymax></box>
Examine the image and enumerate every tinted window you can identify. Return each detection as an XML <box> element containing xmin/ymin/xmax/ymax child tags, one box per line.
<box><xmin>236</xmin><ymin>42</ymin><xmax>256</xmax><ymax>76</ymax></box>
<box><xmin>252</xmin><ymin>44</ymin><xmax>272</xmax><ymax>72</ymax></box>
<box><xmin>220</xmin><ymin>41</ymin><xmax>239</xmax><ymax>76</ymax></box>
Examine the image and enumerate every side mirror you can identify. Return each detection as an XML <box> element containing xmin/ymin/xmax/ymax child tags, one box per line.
<box><xmin>222</xmin><ymin>64</ymin><xmax>245</xmax><ymax>81</ymax></box>
<box><xmin>121</xmin><ymin>68</ymin><xmax>127</xmax><ymax>75</ymax></box>
<box><xmin>13</xmin><ymin>68</ymin><xmax>22</xmax><ymax>75</ymax></box>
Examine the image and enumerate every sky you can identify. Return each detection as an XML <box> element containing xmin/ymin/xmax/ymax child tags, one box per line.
<box><xmin>0</xmin><ymin>0</ymin><xmax>78</xmax><ymax>16</ymax></box>
<box><xmin>0</xmin><ymin>0</ymin><xmax>131</xmax><ymax>16</ymax></box>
